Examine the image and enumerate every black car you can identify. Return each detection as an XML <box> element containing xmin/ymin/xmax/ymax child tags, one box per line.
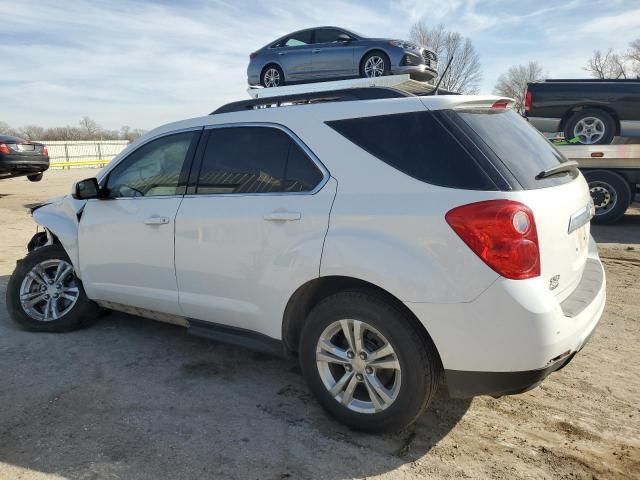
<box><xmin>0</xmin><ymin>135</ymin><xmax>49</xmax><ymax>181</ymax></box>
<box><xmin>525</xmin><ymin>79</ymin><xmax>640</xmax><ymax>145</ymax></box>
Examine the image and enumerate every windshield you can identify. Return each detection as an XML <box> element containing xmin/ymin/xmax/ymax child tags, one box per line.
<box><xmin>454</xmin><ymin>109</ymin><xmax>577</xmax><ymax>189</ymax></box>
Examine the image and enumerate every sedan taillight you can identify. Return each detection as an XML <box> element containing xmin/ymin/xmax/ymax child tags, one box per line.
<box><xmin>0</xmin><ymin>143</ymin><xmax>10</xmax><ymax>154</ymax></box>
<box><xmin>445</xmin><ymin>200</ymin><xmax>540</xmax><ymax>280</ymax></box>
<box><xmin>42</xmin><ymin>145</ymin><xmax>48</xmax><ymax>156</ymax></box>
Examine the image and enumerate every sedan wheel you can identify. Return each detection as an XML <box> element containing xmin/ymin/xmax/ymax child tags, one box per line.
<box><xmin>262</xmin><ymin>67</ymin><xmax>283</xmax><ymax>88</ymax></box>
<box><xmin>363</xmin><ymin>56</ymin><xmax>386</xmax><ymax>78</ymax></box>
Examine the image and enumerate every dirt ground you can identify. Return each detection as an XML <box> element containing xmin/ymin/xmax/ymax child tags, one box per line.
<box><xmin>0</xmin><ymin>170</ymin><xmax>638</xmax><ymax>480</ymax></box>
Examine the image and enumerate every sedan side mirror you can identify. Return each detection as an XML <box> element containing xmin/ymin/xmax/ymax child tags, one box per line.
<box><xmin>72</xmin><ymin>177</ymin><xmax>102</xmax><ymax>200</ymax></box>
<box><xmin>337</xmin><ymin>33</ymin><xmax>352</xmax><ymax>43</ymax></box>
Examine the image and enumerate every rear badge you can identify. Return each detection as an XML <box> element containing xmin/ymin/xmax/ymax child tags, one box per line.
<box><xmin>549</xmin><ymin>275</ymin><xmax>560</xmax><ymax>291</ymax></box>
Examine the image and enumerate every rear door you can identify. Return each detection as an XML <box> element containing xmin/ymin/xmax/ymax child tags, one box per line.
<box><xmin>449</xmin><ymin>108</ymin><xmax>592</xmax><ymax>299</ymax></box>
<box><xmin>310</xmin><ymin>28</ymin><xmax>356</xmax><ymax>78</ymax></box>
<box><xmin>273</xmin><ymin>30</ymin><xmax>313</xmax><ymax>80</ymax></box>
<box><xmin>174</xmin><ymin>124</ymin><xmax>335</xmax><ymax>339</ymax></box>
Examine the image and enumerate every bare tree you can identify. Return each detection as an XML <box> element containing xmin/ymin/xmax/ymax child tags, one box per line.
<box><xmin>78</xmin><ymin>116</ymin><xmax>101</xmax><ymax>139</ymax></box>
<box><xmin>584</xmin><ymin>49</ymin><xmax>628</xmax><ymax>79</ymax></box>
<box><xmin>626</xmin><ymin>39</ymin><xmax>640</xmax><ymax>77</ymax></box>
<box><xmin>494</xmin><ymin>61</ymin><xmax>545</xmax><ymax>114</ymax></box>
<box><xmin>410</xmin><ymin>22</ymin><xmax>482</xmax><ymax>94</ymax></box>
<box><xmin>19</xmin><ymin>125</ymin><xmax>45</xmax><ymax>141</ymax></box>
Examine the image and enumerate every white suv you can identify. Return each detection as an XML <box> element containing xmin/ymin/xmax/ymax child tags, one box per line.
<box><xmin>6</xmin><ymin>88</ymin><xmax>606</xmax><ymax>432</ymax></box>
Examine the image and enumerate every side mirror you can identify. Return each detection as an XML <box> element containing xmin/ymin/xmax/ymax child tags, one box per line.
<box><xmin>72</xmin><ymin>178</ymin><xmax>101</xmax><ymax>200</ymax></box>
<box><xmin>337</xmin><ymin>33</ymin><xmax>351</xmax><ymax>43</ymax></box>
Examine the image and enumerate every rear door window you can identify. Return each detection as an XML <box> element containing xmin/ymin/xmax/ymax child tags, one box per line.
<box><xmin>326</xmin><ymin>111</ymin><xmax>496</xmax><ymax>190</ymax></box>
<box><xmin>195</xmin><ymin>126</ymin><xmax>325</xmax><ymax>194</ymax></box>
<box><xmin>275</xmin><ymin>31</ymin><xmax>312</xmax><ymax>48</ymax></box>
<box><xmin>452</xmin><ymin>109</ymin><xmax>577</xmax><ymax>189</ymax></box>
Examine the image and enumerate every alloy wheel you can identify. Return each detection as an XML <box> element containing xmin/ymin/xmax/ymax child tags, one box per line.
<box><xmin>316</xmin><ymin>319</ymin><xmax>401</xmax><ymax>414</ymax></box>
<box><xmin>19</xmin><ymin>259</ymin><xmax>79</xmax><ymax>321</ymax></box>
<box><xmin>263</xmin><ymin>68</ymin><xmax>281</xmax><ymax>87</ymax></box>
<box><xmin>573</xmin><ymin>117</ymin><xmax>606</xmax><ymax>144</ymax></box>
<box><xmin>364</xmin><ymin>56</ymin><xmax>385</xmax><ymax>77</ymax></box>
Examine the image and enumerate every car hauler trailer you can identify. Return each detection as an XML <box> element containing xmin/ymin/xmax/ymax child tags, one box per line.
<box><xmin>556</xmin><ymin>144</ymin><xmax>640</xmax><ymax>223</ymax></box>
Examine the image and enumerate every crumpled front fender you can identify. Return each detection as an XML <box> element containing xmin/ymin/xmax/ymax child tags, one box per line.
<box><xmin>31</xmin><ymin>195</ymin><xmax>86</xmax><ymax>277</ymax></box>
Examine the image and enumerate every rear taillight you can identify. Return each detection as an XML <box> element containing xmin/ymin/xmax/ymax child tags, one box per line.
<box><xmin>0</xmin><ymin>143</ymin><xmax>10</xmax><ymax>154</ymax></box>
<box><xmin>445</xmin><ymin>200</ymin><xmax>540</xmax><ymax>280</ymax></box>
<box><xmin>524</xmin><ymin>90</ymin><xmax>532</xmax><ymax>114</ymax></box>
<box><xmin>250</xmin><ymin>52</ymin><xmax>257</xmax><ymax>60</ymax></box>
<box><xmin>42</xmin><ymin>145</ymin><xmax>48</xmax><ymax>156</ymax></box>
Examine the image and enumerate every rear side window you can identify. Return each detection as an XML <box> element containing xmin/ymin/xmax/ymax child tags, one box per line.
<box><xmin>196</xmin><ymin>126</ymin><xmax>324</xmax><ymax>194</ymax></box>
<box><xmin>454</xmin><ymin>109</ymin><xmax>577</xmax><ymax>189</ymax></box>
<box><xmin>326</xmin><ymin>112</ymin><xmax>495</xmax><ymax>190</ymax></box>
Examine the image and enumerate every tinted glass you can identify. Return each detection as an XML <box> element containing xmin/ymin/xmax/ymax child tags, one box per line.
<box><xmin>326</xmin><ymin>112</ymin><xmax>495</xmax><ymax>190</ymax></box>
<box><xmin>107</xmin><ymin>132</ymin><xmax>194</xmax><ymax>198</ymax></box>
<box><xmin>197</xmin><ymin>127</ymin><xmax>290</xmax><ymax>194</ymax></box>
<box><xmin>285</xmin><ymin>142</ymin><xmax>324</xmax><ymax>192</ymax></box>
<box><xmin>314</xmin><ymin>28</ymin><xmax>348</xmax><ymax>44</ymax></box>
<box><xmin>455</xmin><ymin>109</ymin><xmax>577</xmax><ymax>189</ymax></box>
<box><xmin>278</xmin><ymin>31</ymin><xmax>312</xmax><ymax>47</ymax></box>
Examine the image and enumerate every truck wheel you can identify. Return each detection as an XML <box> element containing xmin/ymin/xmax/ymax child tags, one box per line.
<box><xmin>6</xmin><ymin>244</ymin><xmax>98</xmax><ymax>332</ymax></box>
<box><xmin>299</xmin><ymin>290</ymin><xmax>438</xmax><ymax>432</ymax></box>
<box><xmin>27</xmin><ymin>173</ymin><xmax>43</xmax><ymax>182</ymax></box>
<box><xmin>584</xmin><ymin>170</ymin><xmax>631</xmax><ymax>224</ymax></box>
<box><xmin>564</xmin><ymin>109</ymin><xmax>615</xmax><ymax>145</ymax></box>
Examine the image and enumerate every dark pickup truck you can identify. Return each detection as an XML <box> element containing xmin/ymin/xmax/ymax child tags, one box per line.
<box><xmin>525</xmin><ymin>79</ymin><xmax>640</xmax><ymax>145</ymax></box>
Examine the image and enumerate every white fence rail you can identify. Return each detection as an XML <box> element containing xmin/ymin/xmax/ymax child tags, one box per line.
<box><xmin>41</xmin><ymin>140</ymin><xmax>129</xmax><ymax>169</ymax></box>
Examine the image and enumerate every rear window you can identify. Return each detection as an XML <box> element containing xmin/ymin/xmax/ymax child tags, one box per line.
<box><xmin>454</xmin><ymin>109</ymin><xmax>577</xmax><ymax>189</ymax></box>
<box><xmin>326</xmin><ymin>111</ymin><xmax>496</xmax><ymax>190</ymax></box>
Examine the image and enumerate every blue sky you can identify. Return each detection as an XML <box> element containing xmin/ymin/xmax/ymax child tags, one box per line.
<box><xmin>1</xmin><ymin>0</ymin><xmax>639</xmax><ymax>130</ymax></box>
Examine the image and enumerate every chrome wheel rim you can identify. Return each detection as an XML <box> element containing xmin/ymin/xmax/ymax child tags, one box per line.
<box><xmin>263</xmin><ymin>68</ymin><xmax>281</xmax><ymax>87</ymax></box>
<box><xmin>316</xmin><ymin>319</ymin><xmax>401</xmax><ymax>414</ymax></box>
<box><xmin>364</xmin><ymin>56</ymin><xmax>385</xmax><ymax>77</ymax></box>
<box><xmin>589</xmin><ymin>181</ymin><xmax>617</xmax><ymax>214</ymax></box>
<box><xmin>19</xmin><ymin>259</ymin><xmax>79</xmax><ymax>321</ymax></box>
<box><xmin>573</xmin><ymin>117</ymin><xmax>605</xmax><ymax>144</ymax></box>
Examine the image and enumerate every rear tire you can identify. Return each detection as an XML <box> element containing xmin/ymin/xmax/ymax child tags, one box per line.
<box><xmin>584</xmin><ymin>170</ymin><xmax>631</xmax><ymax>224</ymax></box>
<box><xmin>564</xmin><ymin>109</ymin><xmax>615</xmax><ymax>145</ymax></box>
<box><xmin>6</xmin><ymin>244</ymin><xmax>98</xmax><ymax>332</ymax></box>
<box><xmin>27</xmin><ymin>173</ymin><xmax>43</xmax><ymax>182</ymax></box>
<box><xmin>261</xmin><ymin>64</ymin><xmax>285</xmax><ymax>88</ymax></box>
<box><xmin>359</xmin><ymin>51</ymin><xmax>391</xmax><ymax>79</ymax></box>
<box><xmin>299</xmin><ymin>290</ymin><xmax>438</xmax><ymax>432</ymax></box>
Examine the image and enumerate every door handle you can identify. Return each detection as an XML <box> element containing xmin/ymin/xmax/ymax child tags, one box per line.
<box><xmin>312</xmin><ymin>48</ymin><xmax>322</xmax><ymax>53</ymax></box>
<box><xmin>263</xmin><ymin>212</ymin><xmax>301</xmax><ymax>222</ymax></box>
<box><xmin>144</xmin><ymin>216</ymin><xmax>170</xmax><ymax>225</ymax></box>
<box><xmin>278</xmin><ymin>52</ymin><xmax>287</xmax><ymax>56</ymax></box>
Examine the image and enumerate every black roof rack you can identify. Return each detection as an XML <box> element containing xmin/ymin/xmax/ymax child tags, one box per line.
<box><xmin>210</xmin><ymin>87</ymin><xmax>413</xmax><ymax>115</ymax></box>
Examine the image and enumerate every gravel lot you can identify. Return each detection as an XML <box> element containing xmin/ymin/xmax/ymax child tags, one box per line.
<box><xmin>1</xmin><ymin>170</ymin><xmax>638</xmax><ymax>480</ymax></box>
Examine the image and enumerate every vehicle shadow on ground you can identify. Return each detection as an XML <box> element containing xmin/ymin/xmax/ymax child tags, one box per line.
<box><xmin>591</xmin><ymin>205</ymin><xmax>640</xmax><ymax>245</ymax></box>
<box><xmin>0</xmin><ymin>289</ymin><xmax>471</xmax><ymax>480</ymax></box>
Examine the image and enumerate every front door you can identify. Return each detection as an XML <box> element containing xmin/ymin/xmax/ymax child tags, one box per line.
<box><xmin>78</xmin><ymin>129</ymin><xmax>200</xmax><ymax>315</ymax></box>
<box><xmin>175</xmin><ymin>125</ymin><xmax>335</xmax><ymax>339</ymax></box>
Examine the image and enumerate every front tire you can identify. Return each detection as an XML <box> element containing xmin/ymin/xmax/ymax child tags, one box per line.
<box><xmin>564</xmin><ymin>109</ymin><xmax>615</xmax><ymax>145</ymax></box>
<box><xmin>360</xmin><ymin>52</ymin><xmax>391</xmax><ymax>79</ymax></box>
<box><xmin>6</xmin><ymin>244</ymin><xmax>98</xmax><ymax>332</ymax></box>
<box><xmin>261</xmin><ymin>65</ymin><xmax>285</xmax><ymax>88</ymax></box>
<box><xmin>299</xmin><ymin>290</ymin><xmax>438</xmax><ymax>432</ymax></box>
